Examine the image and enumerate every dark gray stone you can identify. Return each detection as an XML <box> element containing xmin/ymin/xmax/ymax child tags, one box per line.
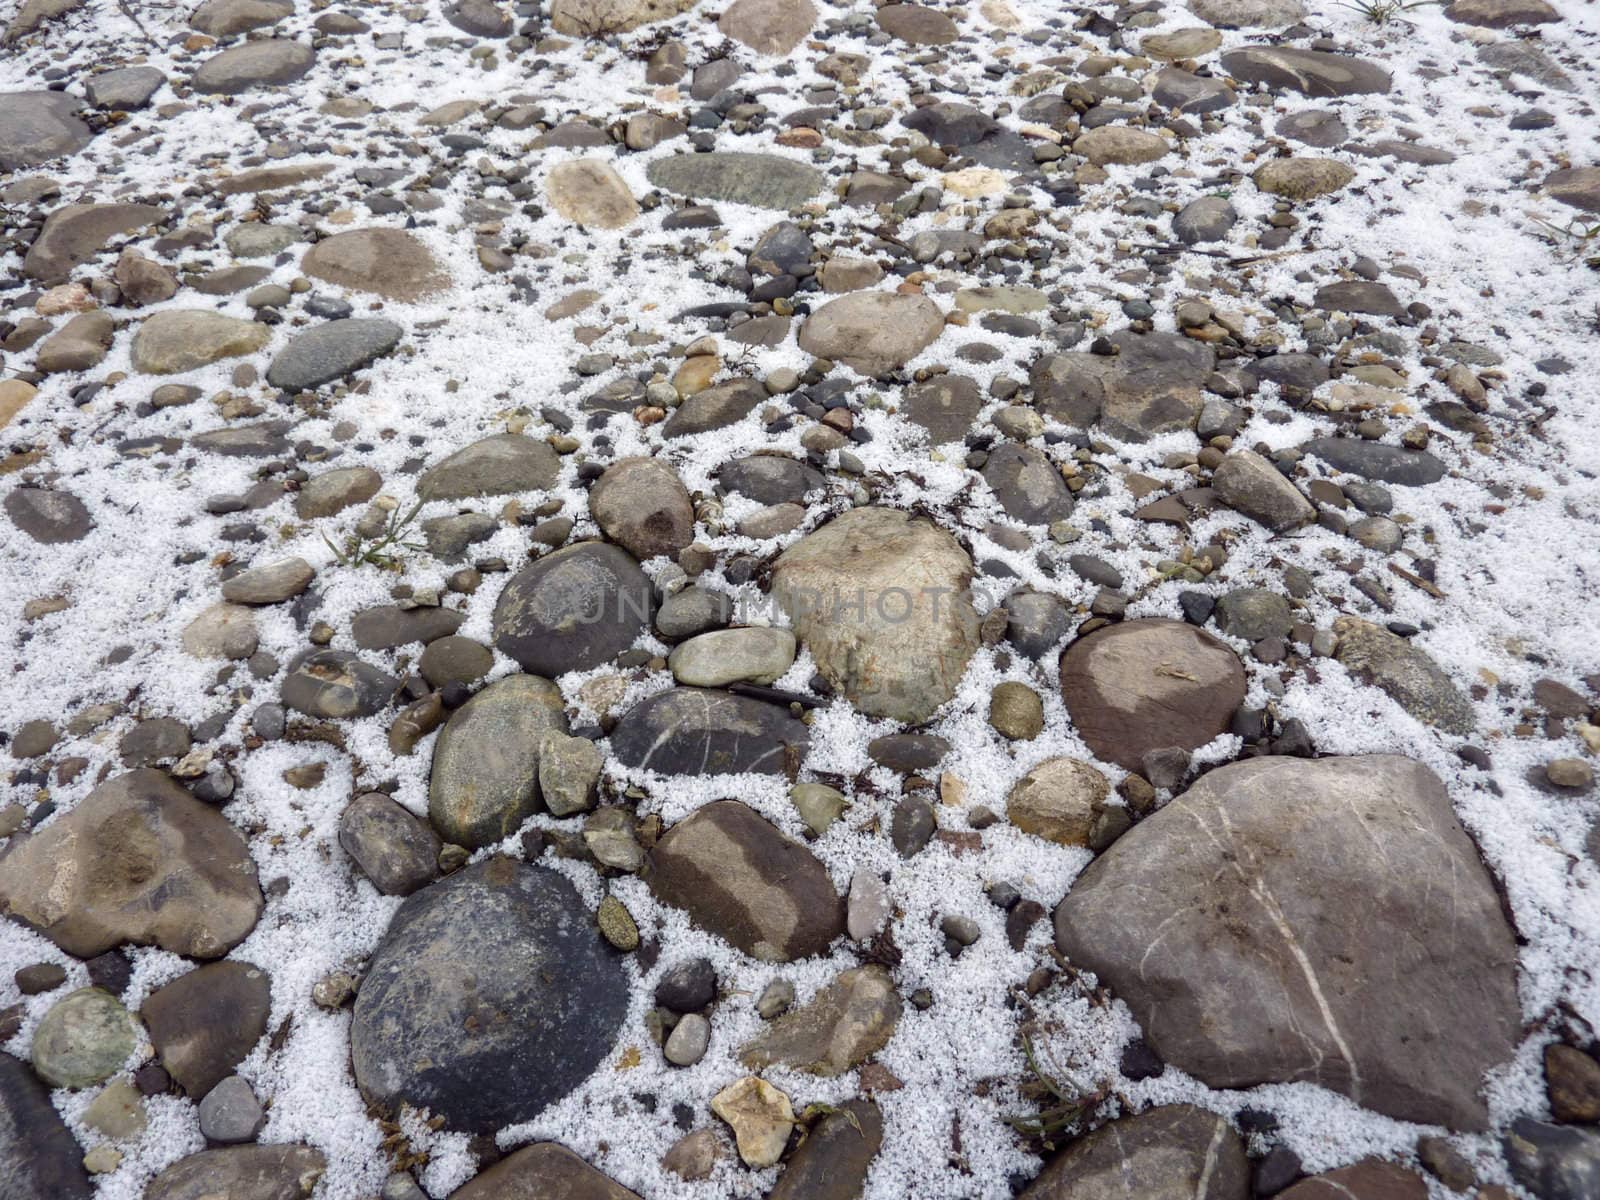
<box><xmin>1019</xmin><ymin>1105</ymin><xmax>1248</xmax><ymax>1199</ymax></box>
<box><xmin>1173</xmin><ymin>195</ymin><xmax>1238</xmax><ymax>244</ymax></box>
<box><xmin>718</xmin><ymin>455</ymin><xmax>825</xmax><ymax>504</ymax></box>
<box><xmin>0</xmin><ymin>91</ymin><xmax>93</xmax><ymax>171</ymax></box>
<box><xmin>142</xmin><ymin>962</ymin><xmax>272</xmax><ymax>1098</ymax></box>
<box><xmin>646</xmin><ymin>153</ymin><xmax>825</xmax><ymax>209</ymax></box>
<box><xmin>662</xmin><ymin>377</ymin><xmax>766</xmax><ymax>437</ymax></box>
<box><xmin>5</xmin><ymin>486</ymin><xmax>93</xmax><ymax>544</ymax></box>
<box><xmin>0</xmin><ymin>1053</ymin><xmax>91</xmax><ymax>1200</ymax></box>
<box><xmin>339</xmin><ymin>793</ymin><xmax>441</xmax><ymax>896</ymax></box>
<box><xmin>901</xmin><ymin>373</ymin><xmax>983</xmax><ymax>443</ymax></box>
<box><xmin>1302</xmin><ymin>437</ymin><xmax>1447</xmax><ymax>486</ymax></box>
<box><xmin>266</xmin><ymin>318</ymin><xmax>401</xmax><ymax>391</ymax></box>
<box><xmin>981</xmin><ymin>443</ymin><xmax>1075</xmax><ymax>525</ymax></box>
<box><xmin>493</xmin><ymin>542</ymin><xmax>654</xmax><ymax>675</ymax></box>
<box><xmin>610</xmin><ymin>688</ymin><xmax>809</xmax><ymax>775</ymax></box>
<box><xmin>85</xmin><ymin>66</ymin><xmax>166</xmax><ymax>110</ymax></box>
<box><xmin>145</xmin><ymin>1146</ymin><xmax>326</xmax><ymax>1200</ymax></box>
<box><xmin>1504</xmin><ymin>1119</ymin><xmax>1600</xmax><ymax>1200</ymax></box>
<box><xmin>281</xmin><ymin>649</ymin><xmax>398</xmax><ymax>718</ymax></box>
<box><xmin>418</xmin><ymin>433</ymin><xmax>560</xmax><ymax>499</ymax></box>
<box><xmin>1220</xmin><ymin>47</ymin><xmax>1391</xmax><ymax>96</ymax></box>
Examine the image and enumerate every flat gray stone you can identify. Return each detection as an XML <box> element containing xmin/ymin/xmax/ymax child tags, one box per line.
<box><xmin>493</xmin><ymin>542</ymin><xmax>653</xmax><ymax>675</ymax></box>
<box><xmin>192</xmin><ymin>39</ymin><xmax>314</xmax><ymax>94</ymax></box>
<box><xmin>0</xmin><ymin>91</ymin><xmax>93</xmax><ymax>172</ymax></box>
<box><xmin>1333</xmin><ymin>617</ymin><xmax>1476</xmax><ymax>734</ymax></box>
<box><xmin>266</xmin><ymin>318</ymin><xmax>401</xmax><ymax>391</ymax></box>
<box><xmin>647</xmin><ymin>152</ymin><xmax>825</xmax><ymax>209</ymax></box>
<box><xmin>610</xmin><ymin>688</ymin><xmax>809</xmax><ymax>775</ymax></box>
<box><xmin>1220</xmin><ymin>46</ymin><xmax>1391</xmax><ymax>96</ymax></box>
<box><xmin>418</xmin><ymin>433</ymin><xmax>560</xmax><ymax>499</ymax></box>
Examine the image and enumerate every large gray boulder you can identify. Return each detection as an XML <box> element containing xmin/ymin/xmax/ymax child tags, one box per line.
<box><xmin>1020</xmin><ymin>1105</ymin><xmax>1248</xmax><ymax>1199</ymax></box>
<box><xmin>145</xmin><ymin>1146</ymin><xmax>326</xmax><ymax>1200</ymax></box>
<box><xmin>771</xmin><ymin>507</ymin><xmax>979</xmax><ymax>723</ymax></box>
<box><xmin>1054</xmin><ymin>755</ymin><xmax>1520</xmax><ymax>1130</ymax></box>
<box><xmin>351</xmin><ymin>859</ymin><xmax>628</xmax><ymax>1134</ymax></box>
<box><xmin>0</xmin><ymin>91</ymin><xmax>92</xmax><ymax>171</ymax></box>
<box><xmin>22</xmin><ymin>202</ymin><xmax>165</xmax><ymax>284</ymax></box>
<box><xmin>609</xmin><ymin>688</ymin><xmax>809</xmax><ymax>775</ymax></box>
<box><xmin>191</xmin><ymin>39</ymin><xmax>314</xmax><ymax>94</ymax></box>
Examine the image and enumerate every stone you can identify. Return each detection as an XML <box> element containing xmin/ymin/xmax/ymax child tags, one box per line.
<box><xmin>420</xmin><ymin>434</ymin><xmax>560</xmax><ymax>499</ymax></box>
<box><xmin>1547</xmin><ymin>167</ymin><xmax>1600</xmax><ymax>215</ymax></box>
<box><xmin>192</xmin><ymin>39</ymin><xmax>315</xmax><ymax>93</ymax></box>
<box><xmin>1333</xmin><ymin>617</ymin><xmax>1475</xmax><ymax>734</ymax></box>
<box><xmin>771</xmin><ymin>508</ymin><xmax>979</xmax><ymax>723</ymax></box>
<box><xmin>547</xmin><ymin>159</ymin><xmax>640</xmax><ymax>229</ymax></box>
<box><xmin>450</xmin><ymin>1144</ymin><xmax>642</xmax><ymax>1199</ymax></box>
<box><xmin>0</xmin><ymin>1054</ymin><xmax>91</xmax><ymax>1198</ymax></box>
<box><xmin>31</xmin><ymin>988</ymin><xmax>137</xmax><ymax>1088</ymax></box>
<box><xmin>901</xmin><ymin>373</ymin><xmax>983</xmax><ymax>443</ymax></box>
<box><xmin>222</xmin><ymin>556</ymin><xmax>314</xmax><ymax>604</ymax></box>
<box><xmin>1315</xmin><ymin>281</ymin><xmax>1406</xmax><ymax>319</ymax></box>
<box><xmin>281</xmin><ymin>649</ymin><xmax>398</xmax><ymax>718</ymax></box>
<box><xmin>1019</xmin><ymin>1105</ymin><xmax>1249</xmax><ymax>1199</ymax></box>
<box><xmin>182</xmin><ymin>602</ymin><xmax>259</xmax><ymax>661</ymax></box>
<box><xmin>5</xmin><ymin>486</ymin><xmax>93</xmax><ymax>544</ymax></box>
<box><xmin>1031</xmin><ymin>332</ymin><xmax>1213</xmax><ymax>441</ymax></box>
<box><xmin>1215</xmin><ymin>588</ymin><xmax>1293</xmax><ymax>641</ymax></box>
<box><xmin>590</xmin><ymin>457</ymin><xmax>693</xmax><ymax>559</ymax></box>
<box><xmin>669</xmin><ymin>628</ymin><xmax>797</xmax><ymax>687</ymax></box>
<box><xmin>0</xmin><ymin>92</ymin><xmax>93</xmax><ymax>172</ymax></box>
<box><xmin>550</xmin><ymin>0</ymin><xmax>697</xmax><ymax>35</ymax></box>
<box><xmin>0</xmin><ymin>379</ymin><xmax>37</xmax><ymax>430</ymax></box>
<box><xmin>1174</xmin><ymin>196</ymin><xmax>1238</xmax><ymax>243</ymax></box>
<box><xmin>266</xmin><ymin>319</ymin><xmax>402</xmax><ymax>391</ymax></box>
<box><xmin>877</xmin><ymin>3</ymin><xmax>957</xmax><ymax>44</ymax></box>
<box><xmin>712</xmin><ymin>1076</ymin><xmax>794</xmax><ymax>1168</ymax></box>
<box><xmin>145</xmin><ymin>1147</ymin><xmax>326</xmax><ymax>1200</ymax></box>
<box><xmin>792</xmin><ymin>783</ymin><xmax>846</xmax><ymax>837</ymax></box>
<box><xmin>1503</xmin><ymin>1118</ymin><xmax>1600</xmax><ymax>1200</ymax></box>
<box><xmin>302</xmin><ymin>229</ymin><xmax>447</xmax><ymax>301</ymax></box>
<box><xmin>739</xmin><ymin>964</ymin><xmax>899</xmax><ymax>1075</ymax></box>
<box><xmin>340</xmin><ymin>792</ymin><xmax>441</xmax><ymax>895</ymax></box>
<box><xmin>662</xmin><ymin>377</ymin><xmax>766</xmax><ymax>437</ymax></box>
<box><xmin>1445</xmin><ymin>0</ymin><xmax>1558</xmax><ymax>25</ymax></box>
<box><xmin>81</xmin><ymin>1077</ymin><xmax>146</xmax><ymax>1139</ymax></box>
<box><xmin>142</xmin><ymin>961</ymin><xmax>272</xmax><ymax>1097</ymax></box>
<box><xmin>1007</xmin><ymin>758</ymin><xmax>1112</xmax><ymax>847</ymax></box>
<box><xmin>429</xmin><ymin>674</ymin><xmax>566</xmax><ymax>849</ymax></box>
<box><xmin>1213</xmin><ymin>449</ymin><xmax>1315</xmax><ymax>530</ymax></box>
<box><xmin>1074</xmin><ymin>125</ymin><xmax>1171</xmax><ymax>166</ymax></box>
<box><xmin>295</xmin><ymin>466</ymin><xmax>381</xmax><ymax>518</ymax></box>
<box><xmin>769</xmin><ymin>1099</ymin><xmax>882</xmax><ymax>1200</ymax></box>
<box><xmin>611</xmin><ymin>689</ymin><xmax>810</xmax><ymax>776</ymax></box>
<box><xmin>353</xmin><ymin>859</ymin><xmax>626</xmax><ymax>1133</ymax></box>
<box><xmin>1143</xmin><ymin>27</ymin><xmax>1223</xmax><ymax>59</ymax></box>
<box><xmin>4</xmin><ymin>0</ymin><xmax>85</xmax><ymax>43</ymax></box>
<box><xmin>1548</xmin><ymin>1044</ymin><xmax>1600</xmax><ymax>1123</ymax></box>
<box><xmin>537</xmin><ymin>731</ymin><xmax>603</xmax><ymax>817</ymax></box>
<box><xmin>22</xmin><ymin>202</ymin><xmax>165</xmax><ymax>284</ymax></box>
<box><xmin>1060</xmin><ymin>618</ymin><xmax>1245</xmax><ymax>771</ymax></box>
<box><xmin>1220</xmin><ymin>47</ymin><xmax>1391</xmax><ymax>96</ymax></box>
<box><xmin>1006</xmin><ymin>592</ymin><xmax>1072</xmax><ymax>659</ymax></box>
<box><xmin>798</xmin><ymin>291</ymin><xmax>945</xmax><ymax>376</ymax></box>
<box><xmin>1253</xmin><ymin>157</ymin><xmax>1355</xmax><ymax>200</ymax></box>
<box><xmin>1155</xmin><ymin>67</ymin><xmax>1235</xmax><ymax>113</ymax></box>
<box><xmin>36</xmin><ymin>311</ymin><xmax>116</xmax><ymax>373</ymax></box>
<box><xmin>1055</xmin><ymin>755</ymin><xmax>1519</xmax><ymax>1129</ymax></box>
<box><xmin>1190</xmin><ymin>0</ymin><xmax>1304</xmax><ymax>24</ymax></box>
<box><xmin>665</xmin><ymin>1013</ymin><xmax>710</xmax><ymax>1066</ymax></box>
<box><xmin>719</xmin><ymin>0</ymin><xmax>815</xmax><ymax>54</ymax></box>
<box><xmin>191</xmin><ymin>0</ymin><xmax>292</xmax><ymax>37</ymax></box>
<box><xmin>0</xmin><ymin>769</ymin><xmax>262</xmax><ymax>959</ymax></box>
<box><xmin>1276</xmin><ymin>1161</ymin><xmax>1428</xmax><ymax>1200</ymax></box>
<box><xmin>444</xmin><ymin>0</ymin><xmax>511</xmax><ymax>36</ymax></box>
<box><xmin>116</xmin><ymin>249</ymin><xmax>179</xmax><ymax>305</ymax></box>
<box><xmin>989</xmin><ymin>681</ymin><xmax>1045</xmax><ymax>740</ymax></box>
<box><xmin>647</xmin><ymin>152</ymin><xmax>825</xmax><ymax>210</ymax></box>
<box><xmin>662</xmin><ymin>1129</ymin><xmax>722</xmax><ymax>1182</ymax></box>
<box><xmin>719</xmin><ymin>455</ymin><xmax>825</xmax><ymax>504</ymax></box>
<box><xmin>493</xmin><ymin>542</ymin><xmax>653</xmax><ymax>674</ymax></box>
<box><xmin>1301</xmin><ymin>437</ymin><xmax>1446</xmax><ymax>486</ymax></box>
<box><xmin>982</xmin><ymin>443</ymin><xmax>1074</xmax><ymax>525</ymax></box>
<box><xmin>647</xmin><ymin>800</ymin><xmax>843</xmax><ymax>960</ymax></box>
<box><xmin>198</xmin><ymin>1076</ymin><xmax>265</xmax><ymax>1143</ymax></box>
<box><xmin>419</xmin><ymin>637</ymin><xmax>493</xmax><ymax>687</ymax></box>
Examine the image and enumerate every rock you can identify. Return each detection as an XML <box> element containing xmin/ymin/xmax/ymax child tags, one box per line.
<box><xmin>1220</xmin><ymin>47</ymin><xmax>1391</xmax><ymax>96</ymax></box>
<box><xmin>982</xmin><ymin>444</ymin><xmax>1074</xmax><ymax>525</ymax></box>
<box><xmin>36</xmin><ymin>311</ymin><xmax>116</xmax><ymax>373</ymax></box>
<box><xmin>191</xmin><ymin>0</ymin><xmax>292</xmax><ymax>37</ymax></box>
<box><xmin>1145</xmin><ymin>28</ymin><xmax>1223</xmax><ymax>59</ymax></box>
<box><xmin>198</xmin><ymin>1076</ymin><xmax>265</xmax><ymax>1143</ymax></box>
<box><xmin>420</xmin><ymin>636</ymin><xmax>493</xmax><ymax>687</ymax></box>
<box><xmin>0</xmin><ymin>769</ymin><xmax>262</xmax><ymax>959</ymax></box>
<box><xmin>22</xmin><ymin>202</ymin><xmax>165</xmax><ymax>284</ymax></box>
<box><xmin>792</xmin><ymin>783</ymin><xmax>846</xmax><ymax>836</ymax></box>
<box><xmin>1073</xmin><ymin>125</ymin><xmax>1170</xmax><ymax>165</ymax></box>
<box><xmin>493</xmin><ymin>542</ymin><xmax>653</xmax><ymax>674</ymax></box>
<box><xmin>0</xmin><ymin>379</ymin><xmax>37</xmax><ymax>429</ymax></box>
<box><xmin>420</xmin><ymin>434</ymin><xmax>560</xmax><ymax>499</ymax></box>
<box><xmin>1301</xmin><ymin>437</ymin><xmax>1447</xmax><ymax>486</ymax></box>
<box><xmin>1031</xmin><ymin>332</ymin><xmax>1213</xmax><ymax>441</ymax></box>
<box><xmin>647</xmin><ymin>799</ymin><xmax>843</xmax><ymax>960</ymax></box>
<box><xmin>662</xmin><ymin>1129</ymin><xmax>722</xmax><ymax>1182</ymax></box>
<box><xmin>4</xmin><ymin>0</ymin><xmax>86</xmax><ymax>43</ymax></box>
<box><xmin>0</xmin><ymin>91</ymin><xmax>93</xmax><ymax>172</ymax></box>
<box><xmin>222</xmin><ymin>556</ymin><xmax>314</xmax><ymax>604</ymax></box>
<box><xmin>281</xmin><ymin>648</ymin><xmax>398</xmax><ymax>718</ymax></box>
<box><xmin>718</xmin><ymin>455</ymin><xmax>825</xmax><ymax>503</ymax></box>
<box><xmin>656</xmin><ymin>958</ymin><xmax>718</xmax><ymax>1012</ymax></box>
<box><xmin>665</xmin><ymin>1012</ymin><xmax>710</xmax><ymax>1066</ymax></box>
<box><xmin>1174</xmin><ymin>196</ymin><xmax>1238</xmax><ymax>243</ymax></box>
<box><xmin>444</xmin><ymin>0</ymin><xmax>511</xmax><ymax>36</ymax></box>
<box><xmin>192</xmin><ymin>421</ymin><xmax>292</xmax><ymax>458</ymax></box>
<box><xmin>182</xmin><ymin>602</ymin><xmax>259</xmax><ymax>661</ymax></box>
<box><xmin>1006</xmin><ymin>592</ymin><xmax>1072</xmax><ymax>659</ymax></box>
<box><xmin>1055</xmin><ymin>755</ymin><xmax>1520</xmax><ymax>1129</ymax></box>
<box><xmin>537</xmin><ymin>731</ymin><xmax>602</xmax><ymax>817</ymax></box>
<box><xmin>339</xmin><ymin>792</ymin><xmax>441</xmax><ymax>895</ymax></box>
<box><xmin>718</xmin><ymin>0</ymin><xmax>814</xmax><ymax>54</ymax></box>
<box><xmin>266</xmin><ymin>318</ymin><xmax>402</xmax><ymax>391</ymax></box>
<box><xmin>1191</xmin><ymin>0</ymin><xmax>1304</xmax><ymax>24</ymax></box>
<box><xmin>1548</xmin><ymin>1044</ymin><xmax>1600</xmax><ymax>1123</ymax></box>
<box><xmin>1504</xmin><ymin>1118</ymin><xmax>1600</xmax><ymax>1200</ymax></box>
<box><xmin>1547</xmin><ymin>167</ymin><xmax>1600</xmax><ymax>215</ymax></box>
<box><xmin>1215</xmin><ymin>588</ymin><xmax>1293</xmax><ymax>641</ymax></box>
<box><xmin>712</xmin><ymin>1076</ymin><xmax>794</xmax><ymax>1168</ymax></box>
<box><xmin>661</xmin><ymin>377</ymin><xmax>766</xmax><ymax>437</ymax></box>
<box><xmin>226</xmin><ymin>223</ymin><xmax>300</xmax><ymax>258</ymax></box>
<box><xmin>115</xmin><ymin>249</ymin><xmax>179</xmax><ymax>305</ymax></box>
<box><xmin>769</xmin><ymin>1099</ymin><xmax>882</xmax><ymax>1200</ymax></box>
<box><xmin>1007</xmin><ymin>758</ymin><xmax>1112</xmax><ymax>847</ymax></box>
<box><xmin>1446</xmin><ymin>0</ymin><xmax>1558</xmax><ymax>25</ymax></box>
<box><xmin>590</xmin><ymin>457</ymin><xmax>693</xmax><ymax>559</ymax></box>
<box><xmin>547</xmin><ymin>159</ymin><xmax>639</xmax><ymax>229</ymax></box>
<box><xmin>1253</xmin><ymin>157</ymin><xmax>1355</xmax><ymax>200</ymax></box>
<box><xmin>295</xmin><ymin>466</ymin><xmax>381</xmax><ymax>518</ymax></box>
<box><xmin>192</xmin><ymin>39</ymin><xmax>315</xmax><ymax>94</ymax></box>
<box><xmin>302</xmin><ymin>229</ymin><xmax>447</xmax><ymax>301</ymax></box>
<box><xmin>429</xmin><ymin>674</ymin><xmax>567</xmax><ymax>849</ymax></box>
<box><xmin>450</xmin><ymin>1144</ymin><xmax>642</xmax><ymax>1199</ymax></box>
<box><xmin>1333</xmin><ymin>618</ymin><xmax>1475</xmax><ymax>734</ymax></box>
<box><xmin>989</xmin><ymin>681</ymin><xmax>1045</xmax><ymax>740</ymax></box>
<box><xmin>145</xmin><ymin>1147</ymin><xmax>326</xmax><ymax>1200</ymax></box>
<box><xmin>771</xmin><ymin>508</ymin><xmax>979</xmax><ymax>723</ymax></box>
<box><xmin>1315</xmin><ymin>280</ymin><xmax>1406</xmax><ymax>319</ymax></box>
<box><xmin>550</xmin><ymin>0</ymin><xmax>697</xmax><ymax>35</ymax></box>
<box><xmin>352</xmin><ymin>859</ymin><xmax>627</xmax><ymax>1133</ymax></box>
<box><xmin>739</xmin><ymin>965</ymin><xmax>899</xmax><ymax>1075</ymax></box>
<box><xmin>647</xmin><ymin>148</ymin><xmax>826</xmax><ymax>210</ymax></box>
<box><xmin>877</xmin><ymin>2</ymin><xmax>957</xmax><ymax>42</ymax></box>
<box><xmin>0</xmin><ymin>1054</ymin><xmax>91</xmax><ymax>1199</ymax></box>
<box><xmin>892</xmin><ymin>796</ymin><xmax>936</xmax><ymax>857</ymax></box>
<box><xmin>669</xmin><ymin>628</ymin><xmax>797</xmax><ymax>687</ymax></box>
<box><xmin>901</xmin><ymin>373</ymin><xmax>984</xmax><ymax>443</ymax></box>
<box><xmin>1059</xmin><ymin>618</ymin><xmax>1245</xmax><ymax>771</ymax></box>
<box><xmin>1019</xmin><ymin>1105</ymin><xmax>1248</xmax><ymax>1198</ymax></box>
<box><xmin>142</xmin><ymin>961</ymin><xmax>271</xmax><ymax>1097</ymax></box>
<box><xmin>1213</xmin><ymin>449</ymin><xmax>1315</xmax><ymax>530</ymax></box>
<box><xmin>5</xmin><ymin>486</ymin><xmax>94</xmax><ymax>544</ymax></box>
<box><xmin>611</xmin><ymin>689</ymin><xmax>809</xmax><ymax>776</ymax></box>
<box><xmin>797</xmin><ymin>291</ymin><xmax>945</xmax><ymax>376</ymax></box>
<box><xmin>30</xmin><ymin>988</ymin><xmax>137</xmax><ymax>1088</ymax></box>
<box><xmin>1276</xmin><ymin>1161</ymin><xmax>1427</xmax><ymax>1200</ymax></box>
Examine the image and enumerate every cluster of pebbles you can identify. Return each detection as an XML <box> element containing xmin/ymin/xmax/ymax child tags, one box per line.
<box><xmin>2</xmin><ymin>0</ymin><xmax>1600</xmax><ymax>1197</ymax></box>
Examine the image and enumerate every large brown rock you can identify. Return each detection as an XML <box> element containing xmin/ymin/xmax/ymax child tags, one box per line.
<box><xmin>768</xmin><ymin>1099</ymin><xmax>882</xmax><ymax>1200</ymax></box>
<box><xmin>550</xmin><ymin>0</ymin><xmax>695</xmax><ymax>34</ymax></box>
<box><xmin>1054</xmin><ymin>756</ymin><xmax>1521</xmax><ymax>1130</ymax></box>
<box><xmin>739</xmin><ymin>965</ymin><xmax>900</xmax><ymax>1075</ymax></box>
<box><xmin>647</xmin><ymin>800</ymin><xmax>844</xmax><ymax>961</ymax></box>
<box><xmin>718</xmin><ymin>0</ymin><xmax>816</xmax><ymax>54</ymax></box>
<box><xmin>1059</xmin><ymin>618</ymin><xmax>1244</xmax><ymax>771</ymax></box>
<box><xmin>145</xmin><ymin>1146</ymin><xmax>326</xmax><ymax>1200</ymax></box>
<box><xmin>1276</xmin><ymin>1160</ymin><xmax>1428</xmax><ymax>1200</ymax></box>
<box><xmin>797</xmin><ymin>291</ymin><xmax>945</xmax><ymax>376</ymax></box>
<box><xmin>22</xmin><ymin>202</ymin><xmax>164</xmax><ymax>284</ymax></box>
<box><xmin>589</xmin><ymin>456</ymin><xmax>694</xmax><ymax>560</ymax></box>
<box><xmin>132</xmin><ymin>310</ymin><xmax>270</xmax><ymax>374</ymax></box>
<box><xmin>771</xmin><ymin>507</ymin><xmax>979</xmax><ymax>723</ymax></box>
<box><xmin>1019</xmin><ymin>1105</ymin><xmax>1249</xmax><ymax>1199</ymax></box>
<box><xmin>141</xmin><ymin>961</ymin><xmax>272</xmax><ymax>1097</ymax></box>
<box><xmin>301</xmin><ymin>228</ymin><xmax>448</xmax><ymax>301</ymax></box>
<box><xmin>450</xmin><ymin>1143</ymin><xmax>641</xmax><ymax>1199</ymax></box>
<box><xmin>0</xmin><ymin>769</ymin><xmax>262</xmax><ymax>959</ymax></box>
